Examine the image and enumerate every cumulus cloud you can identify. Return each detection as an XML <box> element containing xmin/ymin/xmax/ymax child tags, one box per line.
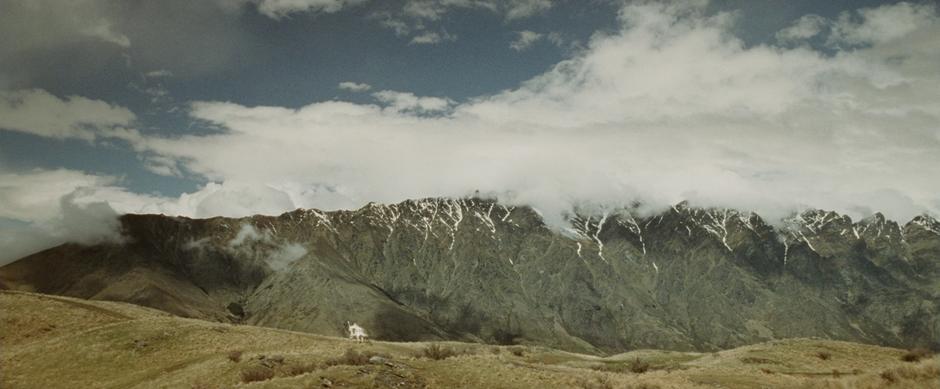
<box><xmin>503</xmin><ymin>0</ymin><xmax>552</xmax><ymax>20</ymax></box>
<box><xmin>775</xmin><ymin>14</ymin><xmax>827</xmax><ymax>43</ymax></box>
<box><xmin>0</xmin><ymin>169</ymin><xmax>314</xmax><ymax>264</ymax></box>
<box><xmin>119</xmin><ymin>1</ymin><xmax>940</xmax><ymax>227</ymax></box>
<box><xmin>338</xmin><ymin>81</ymin><xmax>372</xmax><ymax>92</ymax></box>
<box><xmin>829</xmin><ymin>2</ymin><xmax>936</xmax><ymax>46</ymax></box>
<box><xmin>372</xmin><ymin>90</ymin><xmax>453</xmax><ymax>113</ymax></box>
<box><xmin>3</xmin><ymin>1</ymin><xmax>940</xmax><ymax>265</ymax></box>
<box><xmin>399</xmin><ymin>0</ymin><xmax>552</xmax><ymax>21</ymax></box>
<box><xmin>0</xmin><ymin>89</ymin><xmax>137</xmax><ymax>141</ymax></box>
<box><xmin>409</xmin><ymin>30</ymin><xmax>456</xmax><ymax>45</ymax></box>
<box><xmin>510</xmin><ymin>30</ymin><xmax>543</xmax><ymax>51</ymax></box>
<box><xmin>0</xmin><ymin>170</ymin><xmax>130</xmax><ymax>265</ymax></box>
<box><xmin>250</xmin><ymin>0</ymin><xmax>368</xmax><ymax>18</ymax></box>
<box><xmin>373</xmin><ymin>0</ymin><xmax>553</xmax><ymax>44</ymax></box>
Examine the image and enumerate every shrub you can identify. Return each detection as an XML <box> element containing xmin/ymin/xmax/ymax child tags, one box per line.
<box><xmin>740</xmin><ymin>357</ymin><xmax>777</xmax><ymax>365</ymax></box>
<box><xmin>422</xmin><ymin>343</ymin><xmax>457</xmax><ymax>360</ymax></box>
<box><xmin>286</xmin><ymin>362</ymin><xmax>318</xmax><ymax>377</ymax></box>
<box><xmin>326</xmin><ymin>348</ymin><xmax>372</xmax><ymax>366</ymax></box>
<box><xmin>574</xmin><ymin>376</ymin><xmax>613</xmax><ymax>389</ymax></box>
<box><xmin>227</xmin><ymin>350</ymin><xmax>243</xmax><ymax>363</ymax></box>
<box><xmin>240</xmin><ymin>366</ymin><xmax>274</xmax><ymax>383</ymax></box>
<box><xmin>901</xmin><ymin>348</ymin><xmax>933</xmax><ymax>362</ymax></box>
<box><xmin>629</xmin><ymin>358</ymin><xmax>650</xmax><ymax>374</ymax></box>
<box><xmin>816</xmin><ymin>351</ymin><xmax>832</xmax><ymax>360</ymax></box>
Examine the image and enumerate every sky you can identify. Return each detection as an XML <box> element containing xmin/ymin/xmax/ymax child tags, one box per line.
<box><xmin>1</xmin><ymin>0</ymin><xmax>939</xmax><ymax>263</ymax></box>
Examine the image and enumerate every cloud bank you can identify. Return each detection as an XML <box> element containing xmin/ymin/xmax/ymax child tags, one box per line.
<box><xmin>0</xmin><ymin>170</ymin><xmax>128</xmax><ymax>265</ymax></box>
<box><xmin>129</xmin><ymin>2</ymin><xmax>940</xmax><ymax>223</ymax></box>
<box><xmin>0</xmin><ymin>89</ymin><xmax>137</xmax><ymax>141</ymax></box>
<box><xmin>2</xmin><ymin>1</ymin><xmax>939</xmax><ymax>262</ymax></box>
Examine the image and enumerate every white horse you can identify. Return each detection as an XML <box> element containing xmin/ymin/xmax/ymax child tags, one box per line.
<box><xmin>345</xmin><ymin>321</ymin><xmax>368</xmax><ymax>342</ymax></box>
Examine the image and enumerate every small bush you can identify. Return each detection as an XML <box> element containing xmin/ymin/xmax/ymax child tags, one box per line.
<box><xmin>901</xmin><ymin>348</ymin><xmax>933</xmax><ymax>362</ymax></box>
<box><xmin>510</xmin><ymin>346</ymin><xmax>525</xmax><ymax>357</ymax></box>
<box><xmin>575</xmin><ymin>376</ymin><xmax>613</xmax><ymax>389</ymax></box>
<box><xmin>422</xmin><ymin>343</ymin><xmax>457</xmax><ymax>360</ymax></box>
<box><xmin>240</xmin><ymin>366</ymin><xmax>274</xmax><ymax>383</ymax></box>
<box><xmin>286</xmin><ymin>362</ymin><xmax>318</xmax><ymax>377</ymax></box>
<box><xmin>740</xmin><ymin>356</ymin><xmax>778</xmax><ymax>365</ymax></box>
<box><xmin>326</xmin><ymin>348</ymin><xmax>372</xmax><ymax>366</ymax></box>
<box><xmin>816</xmin><ymin>351</ymin><xmax>832</xmax><ymax>360</ymax></box>
<box><xmin>629</xmin><ymin>358</ymin><xmax>650</xmax><ymax>374</ymax></box>
<box><xmin>259</xmin><ymin>354</ymin><xmax>285</xmax><ymax>368</ymax></box>
<box><xmin>227</xmin><ymin>350</ymin><xmax>243</xmax><ymax>363</ymax></box>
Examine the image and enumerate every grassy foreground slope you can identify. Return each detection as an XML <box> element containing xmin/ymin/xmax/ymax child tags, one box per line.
<box><xmin>1</xmin><ymin>291</ymin><xmax>937</xmax><ymax>389</ymax></box>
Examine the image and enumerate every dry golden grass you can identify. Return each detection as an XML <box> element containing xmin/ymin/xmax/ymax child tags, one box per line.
<box><xmin>2</xmin><ymin>290</ymin><xmax>937</xmax><ymax>389</ymax></box>
<box><xmin>901</xmin><ymin>348</ymin><xmax>934</xmax><ymax>362</ymax></box>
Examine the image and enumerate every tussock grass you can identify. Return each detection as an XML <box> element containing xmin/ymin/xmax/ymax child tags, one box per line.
<box><xmin>226</xmin><ymin>350</ymin><xmax>242</xmax><ymax>362</ymax></box>
<box><xmin>901</xmin><ymin>348</ymin><xmax>933</xmax><ymax>362</ymax></box>
<box><xmin>421</xmin><ymin>343</ymin><xmax>458</xmax><ymax>360</ymax></box>
<box><xmin>240</xmin><ymin>366</ymin><xmax>274</xmax><ymax>383</ymax></box>
<box><xmin>285</xmin><ymin>361</ymin><xmax>319</xmax><ymax>377</ymax></box>
<box><xmin>325</xmin><ymin>348</ymin><xmax>373</xmax><ymax>366</ymax></box>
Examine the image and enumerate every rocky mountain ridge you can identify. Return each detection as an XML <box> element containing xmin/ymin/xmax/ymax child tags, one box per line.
<box><xmin>1</xmin><ymin>198</ymin><xmax>938</xmax><ymax>354</ymax></box>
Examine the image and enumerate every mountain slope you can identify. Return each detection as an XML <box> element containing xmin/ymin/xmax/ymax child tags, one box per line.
<box><xmin>3</xmin><ymin>290</ymin><xmax>938</xmax><ymax>389</ymax></box>
<box><xmin>1</xmin><ymin>198</ymin><xmax>938</xmax><ymax>353</ymax></box>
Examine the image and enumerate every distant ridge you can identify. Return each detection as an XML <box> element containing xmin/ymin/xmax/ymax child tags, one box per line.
<box><xmin>2</xmin><ymin>198</ymin><xmax>938</xmax><ymax>354</ymax></box>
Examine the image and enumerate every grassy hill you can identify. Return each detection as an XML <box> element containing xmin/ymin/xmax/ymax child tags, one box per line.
<box><xmin>1</xmin><ymin>290</ymin><xmax>937</xmax><ymax>388</ymax></box>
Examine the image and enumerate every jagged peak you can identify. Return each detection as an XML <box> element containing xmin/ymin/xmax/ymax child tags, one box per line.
<box><xmin>907</xmin><ymin>214</ymin><xmax>940</xmax><ymax>235</ymax></box>
<box><xmin>859</xmin><ymin>212</ymin><xmax>888</xmax><ymax>225</ymax></box>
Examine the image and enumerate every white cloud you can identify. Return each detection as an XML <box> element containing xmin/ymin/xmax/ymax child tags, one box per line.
<box><xmin>227</xmin><ymin>223</ymin><xmax>308</xmax><ymax>271</ymax></box>
<box><xmin>0</xmin><ymin>168</ymin><xmax>317</xmax><ymax>264</ymax></box>
<box><xmin>776</xmin><ymin>14</ymin><xmax>827</xmax><ymax>43</ymax></box>
<box><xmin>399</xmin><ymin>0</ymin><xmax>552</xmax><ymax>21</ymax></box>
<box><xmin>338</xmin><ymin>81</ymin><xmax>372</xmax><ymax>92</ymax></box>
<box><xmin>4</xmin><ymin>1</ymin><xmax>940</xmax><ymax>265</ymax></box>
<box><xmin>829</xmin><ymin>2</ymin><xmax>936</xmax><ymax>46</ymax></box>
<box><xmin>374</xmin><ymin>0</ymin><xmax>554</xmax><ymax>43</ymax></box>
<box><xmin>81</xmin><ymin>19</ymin><xmax>131</xmax><ymax>48</ymax></box>
<box><xmin>0</xmin><ymin>169</ymin><xmax>136</xmax><ymax>265</ymax></box>
<box><xmin>503</xmin><ymin>0</ymin><xmax>552</xmax><ymax>20</ymax></box>
<box><xmin>0</xmin><ymin>89</ymin><xmax>136</xmax><ymax>141</ymax></box>
<box><xmin>409</xmin><ymin>30</ymin><xmax>456</xmax><ymax>45</ymax></box>
<box><xmin>251</xmin><ymin>0</ymin><xmax>368</xmax><ymax>18</ymax></box>
<box><xmin>372</xmin><ymin>90</ymin><xmax>453</xmax><ymax>113</ymax></box>
<box><xmin>145</xmin><ymin>70</ymin><xmax>173</xmax><ymax>78</ymax></box>
<box><xmin>119</xmin><ymin>1</ymin><xmax>939</xmax><ymax>227</ymax></box>
<box><xmin>510</xmin><ymin>30</ymin><xmax>543</xmax><ymax>51</ymax></box>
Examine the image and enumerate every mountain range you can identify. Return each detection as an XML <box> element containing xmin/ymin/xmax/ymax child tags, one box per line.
<box><xmin>2</xmin><ymin>198</ymin><xmax>938</xmax><ymax>354</ymax></box>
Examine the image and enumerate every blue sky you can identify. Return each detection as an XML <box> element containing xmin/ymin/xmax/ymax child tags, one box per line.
<box><xmin>1</xmin><ymin>0</ymin><xmax>939</xmax><ymax>262</ymax></box>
